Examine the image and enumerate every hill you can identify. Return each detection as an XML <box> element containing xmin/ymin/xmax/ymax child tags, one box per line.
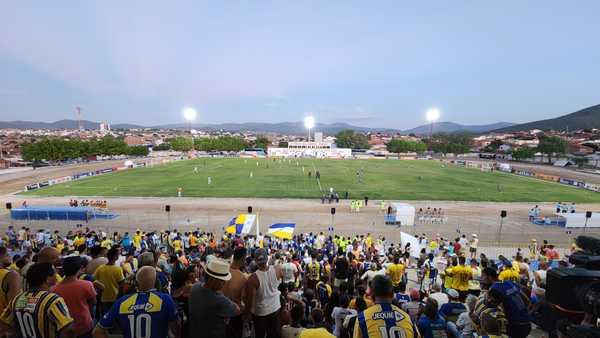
<box><xmin>1</xmin><ymin>119</ymin><xmax>514</xmax><ymax>135</ymax></box>
<box><xmin>403</xmin><ymin>122</ymin><xmax>514</xmax><ymax>135</ymax></box>
<box><xmin>493</xmin><ymin>104</ymin><xmax>600</xmax><ymax>132</ymax></box>
<box><xmin>0</xmin><ymin>119</ymin><xmax>144</xmax><ymax>130</ymax></box>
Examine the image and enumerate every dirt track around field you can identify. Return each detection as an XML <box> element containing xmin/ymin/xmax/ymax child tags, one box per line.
<box><xmin>2</xmin><ymin>160</ymin><xmax>600</xmax><ymax>248</ymax></box>
<box><xmin>2</xmin><ymin>195</ymin><xmax>599</xmax><ymax>248</ymax></box>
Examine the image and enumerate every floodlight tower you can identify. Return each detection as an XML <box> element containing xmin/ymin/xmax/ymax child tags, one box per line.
<box><xmin>75</xmin><ymin>106</ymin><xmax>83</xmax><ymax>131</ymax></box>
<box><xmin>304</xmin><ymin>116</ymin><xmax>315</xmax><ymax>142</ymax></box>
<box><xmin>426</xmin><ymin>108</ymin><xmax>440</xmax><ymax>140</ymax></box>
<box><xmin>183</xmin><ymin>107</ymin><xmax>198</xmax><ymax>134</ymax></box>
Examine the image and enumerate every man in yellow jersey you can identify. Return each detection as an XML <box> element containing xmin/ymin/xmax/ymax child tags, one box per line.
<box><xmin>305</xmin><ymin>252</ymin><xmax>320</xmax><ymax>291</ymax></box>
<box><xmin>0</xmin><ymin>247</ymin><xmax>21</xmax><ymax>314</ymax></box>
<box><xmin>386</xmin><ymin>256</ymin><xmax>405</xmax><ymax>289</ymax></box>
<box><xmin>0</xmin><ymin>262</ymin><xmax>75</xmax><ymax>338</ymax></box>
<box><xmin>354</xmin><ymin>275</ymin><xmax>417</xmax><ymax>338</ymax></box>
<box><xmin>451</xmin><ymin>256</ymin><xmax>472</xmax><ymax>301</ymax></box>
<box><xmin>132</xmin><ymin>230</ymin><xmax>142</xmax><ymax>251</ymax></box>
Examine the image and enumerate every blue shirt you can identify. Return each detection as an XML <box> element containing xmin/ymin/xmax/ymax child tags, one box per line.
<box><xmin>395</xmin><ymin>293</ymin><xmax>411</xmax><ymax>306</ymax></box>
<box><xmin>490</xmin><ymin>281</ymin><xmax>531</xmax><ymax>323</ymax></box>
<box><xmin>99</xmin><ymin>290</ymin><xmax>177</xmax><ymax>338</ymax></box>
<box><xmin>418</xmin><ymin>315</ymin><xmax>447</xmax><ymax>338</ymax></box>
<box><xmin>439</xmin><ymin>302</ymin><xmax>466</xmax><ymax>319</ymax></box>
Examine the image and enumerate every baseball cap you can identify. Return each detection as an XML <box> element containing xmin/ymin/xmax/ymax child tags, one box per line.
<box><xmin>255</xmin><ymin>248</ymin><xmax>268</xmax><ymax>265</ymax></box>
<box><xmin>447</xmin><ymin>288</ymin><xmax>459</xmax><ymax>299</ymax></box>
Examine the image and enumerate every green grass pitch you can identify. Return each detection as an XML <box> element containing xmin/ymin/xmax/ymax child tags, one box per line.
<box><xmin>20</xmin><ymin>158</ymin><xmax>600</xmax><ymax>202</ymax></box>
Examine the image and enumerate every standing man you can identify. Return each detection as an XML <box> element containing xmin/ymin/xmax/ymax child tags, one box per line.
<box><xmin>223</xmin><ymin>247</ymin><xmax>248</xmax><ymax>338</ymax></box>
<box><xmin>190</xmin><ymin>259</ymin><xmax>240</xmax><ymax>338</ymax></box>
<box><xmin>93</xmin><ymin>247</ymin><xmax>124</xmax><ymax>315</ymax></box>
<box><xmin>353</xmin><ymin>275</ymin><xmax>416</xmax><ymax>338</ymax></box>
<box><xmin>53</xmin><ymin>256</ymin><xmax>96</xmax><ymax>338</ymax></box>
<box><xmin>481</xmin><ymin>267</ymin><xmax>531</xmax><ymax>338</ymax></box>
<box><xmin>0</xmin><ymin>247</ymin><xmax>21</xmax><ymax>315</ymax></box>
<box><xmin>0</xmin><ymin>262</ymin><xmax>75</xmax><ymax>338</ymax></box>
<box><xmin>246</xmin><ymin>249</ymin><xmax>283</xmax><ymax>338</ymax></box>
<box><xmin>364</xmin><ymin>196</ymin><xmax>368</xmax><ymax>207</ymax></box>
<box><xmin>94</xmin><ymin>266</ymin><xmax>180</xmax><ymax>338</ymax></box>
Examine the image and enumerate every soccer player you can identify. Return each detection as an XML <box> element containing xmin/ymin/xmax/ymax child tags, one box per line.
<box><xmin>353</xmin><ymin>275</ymin><xmax>417</xmax><ymax>338</ymax></box>
<box><xmin>0</xmin><ymin>262</ymin><xmax>75</xmax><ymax>338</ymax></box>
<box><xmin>93</xmin><ymin>266</ymin><xmax>179</xmax><ymax>338</ymax></box>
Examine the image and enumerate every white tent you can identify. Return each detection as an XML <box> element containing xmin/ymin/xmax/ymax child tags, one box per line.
<box><xmin>565</xmin><ymin>212</ymin><xmax>600</xmax><ymax>228</ymax></box>
<box><xmin>390</xmin><ymin>203</ymin><xmax>415</xmax><ymax>226</ymax></box>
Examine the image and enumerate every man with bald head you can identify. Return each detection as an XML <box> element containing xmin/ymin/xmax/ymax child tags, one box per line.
<box><xmin>94</xmin><ymin>266</ymin><xmax>180</xmax><ymax>338</ymax></box>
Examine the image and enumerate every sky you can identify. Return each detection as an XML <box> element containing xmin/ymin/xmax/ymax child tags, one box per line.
<box><xmin>1</xmin><ymin>1</ymin><xmax>599</xmax><ymax>129</ymax></box>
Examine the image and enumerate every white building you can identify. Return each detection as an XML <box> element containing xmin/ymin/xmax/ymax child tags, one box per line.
<box><xmin>99</xmin><ymin>122</ymin><xmax>111</xmax><ymax>132</ymax></box>
<box><xmin>267</xmin><ymin>141</ymin><xmax>352</xmax><ymax>158</ymax></box>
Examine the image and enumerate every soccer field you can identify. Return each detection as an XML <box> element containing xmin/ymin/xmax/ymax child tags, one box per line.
<box><xmin>20</xmin><ymin>158</ymin><xmax>600</xmax><ymax>202</ymax></box>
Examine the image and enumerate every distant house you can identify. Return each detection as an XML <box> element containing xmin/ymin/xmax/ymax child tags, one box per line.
<box><xmin>0</xmin><ymin>158</ymin><xmax>10</xmax><ymax>169</ymax></box>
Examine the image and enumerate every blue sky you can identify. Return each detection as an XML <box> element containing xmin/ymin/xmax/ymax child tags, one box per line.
<box><xmin>1</xmin><ymin>1</ymin><xmax>599</xmax><ymax>129</ymax></box>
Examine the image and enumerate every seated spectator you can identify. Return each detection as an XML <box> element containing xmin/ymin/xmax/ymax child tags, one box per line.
<box><xmin>300</xmin><ymin>308</ymin><xmax>334</xmax><ymax>338</ymax></box>
<box><xmin>479</xmin><ymin>310</ymin><xmax>509</xmax><ymax>338</ymax></box>
<box><xmin>455</xmin><ymin>294</ymin><xmax>477</xmax><ymax>338</ymax></box>
<box><xmin>418</xmin><ymin>298</ymin><xmax>448</xmax><ymax>338</ymax></box>
<box><xmin>439</xmin><ymin>289</ymin><xmax>466</xmax><ymax>323</ymax></box>
<box><xmin>282</xmin><ymin>304</ymin><xmax>305</xmax><ymax>338</ymax></box>
<box><xmin>401</xmin><ymin>288</ymin><xmax>423</xmax><ymax>324</ymax></box>
<box><xmin>427</xmin><ymin>283</ymin><xmax>449</xmax><ymax>310</ymax></box>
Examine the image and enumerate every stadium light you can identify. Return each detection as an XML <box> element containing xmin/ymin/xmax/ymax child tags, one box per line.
<box><xmin>183</xmin><ymin>107</ymin><xmax>198</xmax><ymax>133</ymax></box>
<box><xmin>426</xmin><ymin>108</ymin><xmax>440</xmax><ymax>140</ymax></box>
<box><xmin>426</xmin><ymin>108</ymin><xmax>440</xmax><ymax>122</ymax></box>
<box><xmin>304</xmin><ymin>116</ymin><xmax>315</xmax><ymax>142</ymax></box>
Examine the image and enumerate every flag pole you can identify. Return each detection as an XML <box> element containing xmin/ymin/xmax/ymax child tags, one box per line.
<box><xmin>256</xmin><ymin>212</ymin><xmax>260</xmax><ymax>239</ymax></box>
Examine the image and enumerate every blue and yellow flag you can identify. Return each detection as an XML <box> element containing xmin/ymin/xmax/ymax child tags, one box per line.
<box><xmin>225</xmin><ymin>214</ymin><xmax>256</xmax><ymax>235</ymax></box>
<box><xmin>267</xmin><ymin>223</ymin><xmax>296</xmax><ymax>239</ymax></box>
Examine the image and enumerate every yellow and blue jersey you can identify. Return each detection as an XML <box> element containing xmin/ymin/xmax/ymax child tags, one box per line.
<box><xmin>0</xmin><ymin>290</ymin><xmax>73</xmax><ymax>338</ymax></box>
<box><xmin>354</xmin><ymin>302</ymin><xmax>416</xmax><ymax>338</ymax></box>
<box><xmin>99</xmin><ymin>290</ymin><xmax>177</xmax><ymax>338</ymax></box>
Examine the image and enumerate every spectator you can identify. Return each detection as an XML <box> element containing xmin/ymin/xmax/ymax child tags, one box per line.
<box><xmin>331</xmin><ymin>295</ymin><xmax>356</xmax><ymax>338</ymax></box>
<box><xmin>282</xmin><ymin>304</ymin><xmax>305</xmax><ymax>338</ymax></box>
<box><xmin>481</xmin><ymin>267</ymin><xmax>529</xmax><ymax>337</ymax></box>
<box><xmin>94</xmin><ymin>266</ymin><xmax>179</xmax><ymax>338</ymax></box>
<box><xmin>93</xmin><ymin>247</ymin><xmax>124</xmax><ymax>315</ymax></box>
<box><xmin>189</xmin><ymin>258</ymin><xmax>241</xmax><ymax>338</ymax></box>
<box><xmin>52</xmin><ymin>256</ymin><xmax>96</xmax><ymax>338</ymax></box>
<box><xmin>223</xmin><ymin>247</ymin><xmax>248</xmax><ymax>338</ymax></box>
<box><xmin>439</xmin><ymin>289</ymin><xmax>467</xmax><ymax>324</ymax></box>
<box><xmin>427</xmin><ymin>283</ymin><xmax>449</xmax><ymax>310</ymax></box>
<box><xmin>418</xmin><ymin>298</ymin><xmax>448</xmax><ymax>338</ymax></box>
<box><xmin>247</xmin><ymin>248</ymin><xmax>283</xmax><ymax>338</ymax></box>
<box><xmin>354</xmin><ymin>275</ymin><xmax>416</xmax><ymax>338</ymax></box>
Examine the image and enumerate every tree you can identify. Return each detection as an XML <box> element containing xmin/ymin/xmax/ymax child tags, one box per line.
<box><xmin>194</xmin><ymin>136</ymin><xmax>247</xmax><ymax>152</ymax></box>
<box><xmin>536</xmin><ymin>135</ymin><xmax>568</xmax><ymax>163</ymax></box>
<box><xmin>483</xmin><ymin>139</ymin><xmax>503</xmax><ymax>153</ymax></box>
<box><xmin>572</xmin><ymin>156</ymin><xmax>587</xmax><ymax>168</ymax></box>
<box><xmin>253</xmin><ymin>135</ymin><xmax>270</xmax><ymax>149</ymax></box>
<box><xmin>429</xmin><ymin>132</ymin><xmax>472</xmax><ymax>154</ymax></box>
<box><xmin>334</xmin><ymin>130</ymin><xmax>370</xmax><ymax>149</ymax></box>
<box><xmin>512</xmin><ymin>146</ymin><xmax>536</xmax><ymax>160</ymax></box>
<box><xmin>153</xmin><ymin>143</ymin><xmax>171</xmax><ymax>151</ymax></box>
<box><xmin>128</xmin><ymin>146</ymin><xmax>149</xmax><ymax>157</ymax></box>
<box><xmin>170</xmin><ymin>137</ymin><xmax>194</xmax><ymax>152</ymax></box>
<box><xmin>386</xmin><ymin>139</ymin><xmax>427</xmax><ymax>153</ymax></box>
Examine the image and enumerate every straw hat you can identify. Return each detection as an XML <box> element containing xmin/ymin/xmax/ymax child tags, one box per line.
<box><xmin>205</xmin><ymin>258</ymin><xmax>232</xmax><ymax>281</ymax></box>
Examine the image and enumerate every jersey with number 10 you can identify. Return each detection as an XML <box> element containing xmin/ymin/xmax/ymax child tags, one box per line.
<box><xmin>99</xmin><ymin>290</ymin><xmax>177</xmax><ymax>338</ymax></box>
<box><xmin>0</xmin><ymin>290</ymin><xmax>73</xmax><ymax>338</ymax></box>
<box><xmin>354</xmin><ymin>303</ymin><xmax>415</xmax><ymax>338</ymax></box>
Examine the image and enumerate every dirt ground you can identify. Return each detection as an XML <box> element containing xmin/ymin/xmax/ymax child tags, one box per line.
<box><xmin>0</xmin><ymin>160</ymin><xmax>125</xmax><ymax>195</ymax></box>
<box><xmin>2</xmin><ymin>160</ymin><xmax>600</xmax><ymax>248</ymax></box>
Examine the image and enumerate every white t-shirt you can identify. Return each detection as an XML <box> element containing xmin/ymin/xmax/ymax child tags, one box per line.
<box><xmin>281</xmin><ymin>262</ymin><xmax>298</xmax><ymax>284</ymax></box>
<box><xmin>331</xmin><ymin>307</ymin><xmax>357</xmax><ymax>337</ymax></box>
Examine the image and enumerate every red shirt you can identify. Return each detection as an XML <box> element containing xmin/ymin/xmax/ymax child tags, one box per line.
<box><xmin>52</xmin><ymin>279</ymin><xmax>96</xmax><ymax>335</ymax></box>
